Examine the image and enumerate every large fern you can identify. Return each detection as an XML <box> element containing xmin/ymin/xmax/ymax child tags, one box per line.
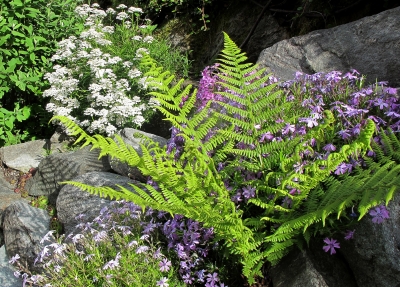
<box><xmin>50</xmin><ymin>33</ymin><xmax>396</xmax><ymax>284</ymax></box>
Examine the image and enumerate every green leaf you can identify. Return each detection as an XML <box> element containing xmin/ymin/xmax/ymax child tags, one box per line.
<box><xmin>11</xmin><ymin>30</ymin><xmax>25</xmax><ymax>38</ymax></box>
<box><xmin>29</xmin><ymin>53</ymin><xmax>35</xmax><ymax>62</ymax></box>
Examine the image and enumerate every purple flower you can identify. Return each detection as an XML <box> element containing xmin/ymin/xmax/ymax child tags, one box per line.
<box><xmin>8</xmin><ymin>254</ymin><xmax>20</xmax><ymax>264</ymax></box>
<box><xmin>323</xmin><ymin>143</ymin><xmax>336</xmax><ymax>152</ymax></box>
<box><xmin>159</xmin><ymin>258</ymin><xmax>172</xmax><ymax>272</ymax></box>
<box><xmin>207</xmin><ymin>272</ymin><xmax>219</xmax><ymax>284</ymax></box>
<box><xmin>156</xmin><ymin>277</ymin><xmax>169</xmax><ymax>287</ymax></box>
<box><xmin>344</xmin><ymin>230</ymin><xmax>355</xmax><ymax>240</ymax></box>
<box><xmin>369</xmin><ymin>205</ymin><xmax>390</xmax><ymax>224</ymax></box>
<box><xmin>259</xmin><ymin>132</ymin><xmax>274</xmax><ymax>142</ymax></box>
<box><xmin>323</xmin><ymin>238</ymin><xmax>340</xmax><ymax>255</ymax></box>
<box><xmin>242</xmin><ymin>186</ymin><xmax>256</xmax><ymax>200</ymax></box>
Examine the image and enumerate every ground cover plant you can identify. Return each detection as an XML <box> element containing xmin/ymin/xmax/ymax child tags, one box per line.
<box><xmin>48</xmin><ymin>31</ymin><xmax>400</xmax><ymax>285</ymax></box>
<box><xmin>45</xmin><ymin>3</ymin><xmax>190</xmax><ymax>137</ymax></box>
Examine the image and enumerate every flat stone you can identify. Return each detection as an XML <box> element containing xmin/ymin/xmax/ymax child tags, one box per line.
<box><xmin>0</xmin><ymin>140</ymin><xmax>50</xmax><ymax>173</ymax></box>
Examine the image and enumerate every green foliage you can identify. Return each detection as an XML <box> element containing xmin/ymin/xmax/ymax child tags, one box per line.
<box><xmin>108</xmin><ymin>0</ymin><xmax>214</xmax><ymax>30</ymax></box>
<box><xmin>50</xmin><ymin>33</ymin><xmax>399</xmax><ymax>284</ymax></box>
<box><xmin>0</xmin><ymin>102</ymin><xmax>30</xmax><ymax>145</ymax></box>
<box><xmin>0</xmin><ymin>0</ymin><xmax>86</xmax><ymax>145</ymax></box>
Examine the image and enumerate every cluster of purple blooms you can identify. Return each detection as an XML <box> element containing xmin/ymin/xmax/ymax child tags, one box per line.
<box><xmin>166</xmin><ymin>65</ymin><xmax>397</xmax><ymax>260</ymax></box>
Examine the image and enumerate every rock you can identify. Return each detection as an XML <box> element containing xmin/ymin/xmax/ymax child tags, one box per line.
<box><xmin>257</xmin><ymin>6</ymin><xmax>400</xmax><ymax>86</ymax></box>
<box><xmin>0</xmin><ymin>245</ymin><xmax>23</xmax><ymax>287</ymax></box>
<box><xmin>340</xmin><ymin>193</ymin><xmax>400</xmax><ymax>287</ymax></box>
<box><xmin>109</xmin><ymin>128</ymin><xmax>168</xmax><ymax>181</ymax></box>
<box><xmin>0</xmin><ymin>139</ymin><xmax>50</xmax><ymax>173</ymax></box>
<box><xmin>26</xmin><ymin>145</ymin><xmax>111</xmax><ymax>204</ymax></box>
<box><xmin>270</xmin><ymin>238</ymin><xmax>358</xmax><ymax>287</ymax></box>
<box><xmin>56</xmin><ymin>171</ymin><xmax>140</xmax><ymax>236</ymax></box>
<box><xmin>2</xmin><ymin>200</ymin><xmax>52</xmax><ymax>273</ymax></box>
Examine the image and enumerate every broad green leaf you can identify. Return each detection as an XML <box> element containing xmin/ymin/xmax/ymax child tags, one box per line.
<box><xmin>29</xmin><ymin>53</ymin><xmax>36</xmax><ymax>62</ymax></box>
<box><xmin>11</xmin><ymin>30</ymin><xmax>25</xmax><ymax>38</ymax></box>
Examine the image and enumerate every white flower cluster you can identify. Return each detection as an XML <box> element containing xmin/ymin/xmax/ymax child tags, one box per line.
<box><xmin>43</xmin><ymin>4</ymin><xmax>155</xmax><ymax>136</ymax></box>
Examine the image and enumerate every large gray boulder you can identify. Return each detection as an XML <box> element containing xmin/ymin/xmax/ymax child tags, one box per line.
<box><xmin>340</xmin><ymin>193</ymin><xmax>400</xmax><ymax>287</ymax></box>
<box><xmin>109</xmin><ymin>128</ymin><xmax>168</xmax><ymax>181</ymax></box>
<box><xmin>56</xmin><ymin>171</ymin><xmax>140</xmax><ymax>236</ymax></box>
<box><xmin>26</xmin><ymin>145</ymin><xmax>111</xmax><ymax>204</ymax></box>
<box><xmin>2</xmin><ymin>200</ymin><xmax>52</xmax><ymax>273</ymax></box>
<box><xmin>257</xmin><ymin>6</ymin><xmax>400</xmax><ymax>86</ymax></box>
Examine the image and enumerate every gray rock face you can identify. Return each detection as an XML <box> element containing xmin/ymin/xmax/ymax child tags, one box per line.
<box><xmin>56</xmin><ymin>171</ymin><xmax>139</xmax><ymax>236</ymax></box>
<box><xmin>109</xmin><ymin>128</ymin><xmax>168</xmax><ymax>181</ymax></box>
<box><xmin>2</xmin><ymin>200</ymin><xmax>51</xmax><ymax>273</ymax></box>
<box><xmin>257</xmin><ymin>6</ymin><xmax>400</xmax><ymax>86</ymax></box>
<box><xmin>0</xmin><ymin>140</ymin><xmax>50</xmax><ymax>173</ymax></box>
<box><xmin>340</xmin><ymin>193</ymin><xmax>400</xmax><ymax>287</ymax></box>
<box><xmin>26</xmin><ymin>145</ymin><xmax>111</xmax><ymax>204</ymax></box>
<box><xmin>270</xmin><ymin>239</ymin><xmax>358</xmax><ymax>287</ymax></box>
<box><xmin>0</xmin><ymin>245</ymin><xmax>23</xmax><ymax>287</ymax></box>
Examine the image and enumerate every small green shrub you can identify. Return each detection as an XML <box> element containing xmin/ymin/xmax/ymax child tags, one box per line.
<box><xmin>0</xmin><ymin>0</ymin><xmax>86</xmax><ymax>145</ymax></box>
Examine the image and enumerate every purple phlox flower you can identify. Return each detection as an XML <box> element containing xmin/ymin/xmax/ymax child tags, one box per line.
<box><xmin>289</xmin><ymin>188</ymin><xmax>301</xmax><ymax>195</ymax></box>
<box><xmin>343</xmin><ymin>71</ymin><xmax>358</xmax><ymax>80</ymax></box>
<box><xmin>156</xmin><ymin>277</ymin><xmax>169</xmax><ymax>287</ymax></box>
<box><xmin>159</xmin><ymin>258</ymin><xmax>172</xmax><ymax>272</ymax></box>
<box><xmin>202</xmin><ymin>227</ymin><xmax>214</xmax><ymax>241</ymax></box>
<box><xmin>301</xmin><ymin>98</ymin><xmax>314</xmax><ymax>107</ymax></box>
<box><xmin>40</xmin><ymin>230</ymin><xmax>56</xmax><ymax>244</ymax></box>
<box><xmin>385</xmin><ymin>110</ymin><xmax>400</xmax><ymax>118</ymax></box>
<box><xmin>351</xmin><ymin>124</ymin><xmax>361</xmax><ymax>136</ymax></box>
<box><xmin>368</xmin><ymin>115</ymin><xmax>387</xmax><ymax>126</ymax></box>
<box><xmin>374</xmin><ymin>98</ymin><xmax>389</xmax><ymax>109</ymax></box>
<box><xmin>323</xmin><ymin>143</ymin><xmax>336</xmax><ymax>152</ymax></box>
<box><xmin>294</xmin><ymin>71</ymin><xmax>304</xmax><ymax>80</ymax></box>
<box><xmin>140</xmin><ymin>234</ymin><xmax>150</xmax><ymax>241</ymax></box>
<box><xmin>13</xmin><ymin>270</ymin><xmax>20</xmax><ymax>278</ymax></box>
<box><xmin>282</xmin><ymin>123</ymin><xmax>296</xmax><ymax>135</ymax></box>
<box><xmin>93</xmin><ymin>230</ymin><xmax>108</xmax><ymax>242</ymax></box>
<box><xmin>207</xmin><ymin>272</ymin><xmax>220</xmax><ymax>284</ymax></box>
<box><xmin>153</xmin><ymin>248</ymin><xmax>163</xmax><ymax>259</ymax></box>
<box><xmin>182</xmin><ymin>274</ymin><xmax>194</xmax><ymax>284</ymax></box>
<box><xmin>242</xmin><ymin>186</ymin><xmax>256</xmax><ymax>200</ymax></box>
<box><xmin>299</xmin><ymin>116</ymin><xmax>319</xmax><ymax>128</ymax></box>
<box><xmin>287</xmin><ymin>94</ymin><xmax>295</xmax><ymax>101</ymax></box>
<box><xmin>385</xmin><ymin>87</ymin><xmax>397</xmax><ymax>95</ymax></box>
<box><xmin>231</xmin><ymin>190</ymin><xmax>243</xmax><ymax>204</ymax></box>
<box><xmin>71</xmin><ymin>233</ymin><xmax>85</xmax><ymax>244</ymax></box>
<box><xmin>334</xmin><ymin>162</ymin><xmax>352</xmax><ymax>175</ymax></box>
<box><xmin>369</xmin><ymin>204</ymin><xmax>390</xmax><ymax>224</ymax></box>
<box><xmin>325</xmin><ymin>71</ymin><xmax>342</xmax><ymax>82</ymax></box>
<box><xmin>259</xmin><ymin>132</ymin><xmax>274</xmax><ymax>142</ymax></box>
<box><xmin>128</xmin><ymin>240</ymin><xmax>138</xmax><ymax>247</ymax></box>
<box><xmin>9</xmin><ymin>254</ymin><xmax>20</xmax><ymax>264</ymax></box>
<box><xmin>341</xmin><ymin>104</ymin><xmax>369</xmax><ymax>117</ymax></box>
<box><xmin>363</xmin><ymin>87</ymin><xmax>374</xmax><ymax>95</ymax></box>
<box><xmin>30</xmin><ymin>275</ymin><xmax>44</xmax><ymax>285</ymax></box>
<box><xmin>75</xmin><ymin>213</ymin><xmax>86</xmax><ymax>222</ymax></box>
<box><xmin>103</xmin><ymin>257</ymin><xmax>120</xmax><ymax>270</ymax></box>
<box><xmin>84</xmin><ymin>253</ymin><xmax>95</xmax><ymax>262</ymax></box>
<box><xmin>323</xmin><ymin>237</ymin><xmax>340</xmax><ymax>255</ymax></box>
<box><xmin>276</xmin><ymin>118</ymin><xmax>284</xmax><ymax>123</ymax></box>
<box><xmin>281</xmin><ymin>196</ymin><xmax>292</xmax><ymax>208</ymax></box>
<box><xmin>196</xmin><ymin>269</ymin><xmax>206</xmax><ymax>282</ymax></box>
<box><xmin>136</xmin><ymin>245</ymin><xmax>149</xmax><ymax>254</ymax></box>
<box><xmin>344</xmin><ymin>229</ymin><xmax>355</xmax><ymax>240</ymax></box>
<box><xmin>142</xmin><ymin>220</ymin><xmax>157</xmax><ymax>235</ymax></box>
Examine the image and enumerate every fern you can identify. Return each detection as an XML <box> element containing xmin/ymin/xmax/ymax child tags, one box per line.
<box><xmin>50</xmin><ymin>32</ymin><xmax>400</xmax><ymax>284</ymax></box>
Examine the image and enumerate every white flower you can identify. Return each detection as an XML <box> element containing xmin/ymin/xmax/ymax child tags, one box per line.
<box><xmin>124</xmin><ymin>20</ymin><xmax>131</xmax><ymax>28</ymax></box>
<box><xmin>139</xmin><ymin>25</ymin><xmax>147</xmax><ymax>29</ymax></box>
<box><xmin>127</xmin><ymin>7</ymin><xmax>143</xmax><ymax>14</ymax></box>
<box><xmin>135</xmin><ymin>48</ymin><xmax>149</xmax><ymax>58</ymax></box>
<box><xmin>74</xmin><ymin>4</ymin><xmax>92</xmax><ymax>18</ymax></box>
<box><xmin>91</xmin><ymin>3</ymin><xmax>100</xmax><ymax>8</ymax></box>
<box><xmin>128</xmin><ymin>68</ymin><xmax>142</xmax><ymax>78</ymax></box>
<box><xmin>116</xmin><ymin>11</ymin><xmax>129</xmax><ymax>20</ymax></box>
<box><xmin>116</xmin><ymin>4</ymin><xmax>127</xmax><ymax>9</ymax></box>
<box><xmin>122</xmin><ymin>61</ymin><xmax>132</xmax><ymax>68</ymax></box>
<box><xmin>95</xmin><ymin>38</ymin><xmax>112</xmax><ymax>46</ymax></box>
<box><xmin>106</xmin><ymin>8</ymin><xmax>116</xmax><ymax>14</ymax></box>
<box><xmin>102</xmin><ymin>26</ymin><xmax>114</xmax><ymax>33</ymax></box>
<box><xmin>132</xmin><ymin>35</ymin><xmax>142</xmax><ymax>41</ymax></box>
<box><xmin>143</xmin><ymin>36</ymin><xmax>154</xmax><ymax>43</ymax></box>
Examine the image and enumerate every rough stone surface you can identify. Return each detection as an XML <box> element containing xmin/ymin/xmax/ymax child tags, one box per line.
<box><xmin>340</xmin><ymin>193</ymin><xmax>400</xmax><ymax>287</ymax></box>
<box><xmin>26</xmin><ymin>145</ymin><xmax>111</xmax><ymax>204</ymax></box>
<box><xmin>270</xmin><ymin>237</ymin><xmax>358</xmax><ymax>287</ymax></box>
<box><xmin>56</xmin><ymin>171</ymin><xmax>139</xmax><ymax>236</ymax></box>
<box><xmin>257</xmin><ymin>6</ymin><xmax>400</xmax><ymax>86</ymax></box>
<box><xmin>0</xmin><ymin>139</ymin><xmax>50</xmax><ymax>173</ymax></box>
<box><xmin>109</xmin><ymin>128</ymin><xmax>168</xmax><ymax>181</ymax></box>
<box><xmin>2</xmin><ymin>200</ymin><xmax>51</xmax><ymax>273</ymax></box>
<box><xmin>0</xmin><ymin>245</ymin><xmax>22</xmax><ymax>287</ymax></box>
